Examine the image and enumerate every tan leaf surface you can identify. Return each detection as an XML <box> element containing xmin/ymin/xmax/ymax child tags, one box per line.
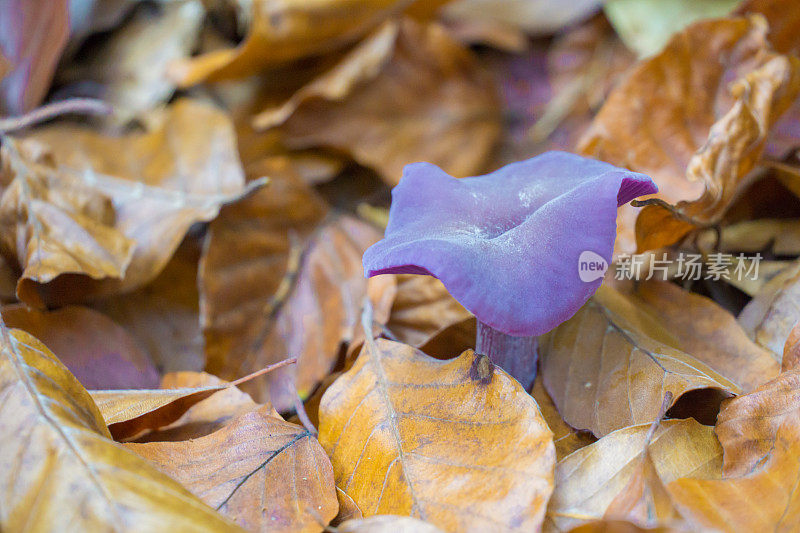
<box><xmin>201</xmin><ymin>170</ymin><xmax>381</xmax><ymax>408</ymax></box>
<box><xmin>544</xmin><ymin>419</ymin><xmax>723</xmax><ymax>532</ymax></box>
<box><xmin>0</xmin><ymin>303</ymin><xmax>160</xmax><ymax>390</ymax></box>
<box><xmin>531</xmin><ymin>378</ymin><xmax>596</xmax><ymax>461</ymax></box>
<box><xmin>579</xmin><ymin>16</ymin><xmax>800</xmax><ymax>253</ymax></box>
<box><xmin>170</xmin><ymin>0</ymin><xmax>412</xmax><ymax>86</ymax></box>
<box><xmin>385</xmin><ymin>274</ymin><xmax>472</xmax><ymax>349</ymax></box>
<box><xmin>739</xmin><ymin>258</ymin><xmax>800</xmax><ymax>357</ymax></box>
<box><xmin>127</xmin><ymin>406</ymin><xmax>338</xmax><ymax>532</ymax></box>
<box><xmin>539</xmin><ymin>285</ymin><xmax>739</xmax><ymax>437</ymax></box>
<box><xmin>668</xmin><ymin>422</ymin><xmax>800</xmax><ymax>531</ymax></box>
<box><xmin>738</xmin><ymin>0</ymin><xmax>800</xmax><ymax>54</ymax></box>
<box><xmin>338</xmin><ymin>515</ymin><xmax>445</xmax><ymax>532</ymax></box>
<box><xmin>629</xmin><ymin>280</ymin><xmax>779</xmax><ymax>391</ymax></box>
<box><xmin>714</xmin><ymin>369</ymin><xmax>800</xmax><ymax>477</ymax></box>
<box><xmin>13</xmin><ymin>98</ymin><xmax>250</xmax><ymax>306</ymax></box>
<box><xmin>442</xmin><ymin>0</ymin><xmax>601</xmax><ymax>35</ymax></box>
<box><xmin>318</xmin><ymin>338</ymin><xmax>555</xmax><ymax>532</ymax></box>
<box><xmin>783</xmin><ymin>322</ymin><xmax>800</xmax><ymax>372</ymax></box>
<box><xmin>0</xmin><ymin>327</ymin><xmax>240</xmax><ymax>531</ymax></box>
<box><xmin>253</xmin><ymin>18</ymin><xmax>501</xmax><ymax>185</ymax></box>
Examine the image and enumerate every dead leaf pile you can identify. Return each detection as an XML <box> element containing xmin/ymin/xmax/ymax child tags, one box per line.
<box><xmin>3</xmin><ymin>1</ymin><xmax>800</xmax><ymax>532</ymax></box>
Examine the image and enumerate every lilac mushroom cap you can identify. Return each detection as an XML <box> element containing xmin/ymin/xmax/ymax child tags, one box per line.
<box><xmin>362</xmin><ymin>151</ymin><xmax>657</xmax><ymax>337</ymax></box>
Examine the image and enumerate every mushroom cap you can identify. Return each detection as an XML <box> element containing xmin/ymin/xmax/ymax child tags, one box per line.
<box><xmin>362</xmin><ymin>151</ymin><xmax>657</xmax><ymax>336</ymax></box>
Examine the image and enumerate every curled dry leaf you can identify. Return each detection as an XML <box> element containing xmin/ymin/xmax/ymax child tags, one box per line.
<box><xmin>544</xmin><ymin>419</ymin><xmax>723</xmax><ymax>532</ymax></box>
<box><xmin>170</xmin><ymin>0</ymin><xmax>412</xmax><ymax>86</ymax></box>
<box><xmin>531</xmin><ymin>378</ymin><xmax>596</xmax><ymax>461</ymax></box>
<box><xmin>0</xmin><ymin>327</ymin><xmax>240</xmax><ymax>531</ymax></box>
<box><xmin>0</xmin><ymin>0</ymin><xmax>69</xmax><ymax>114</ymax></box>
<box><xmin>668</xmin><ymin>422</ymin><xmax>800</xmax><ymax>531</ymax></box>
<box><xmin>539</xmin><ymin>285</ymin><xmax>739</xmax><ymax>437</ymax></box>
<box><xmin>318</xmin><ymin>338</ymin><xmax>556</xmax><ymax>532</ymax></box>
<box><xmin>737</xmin><ymin>0</ymin><xmax>800</xmax><ymax>55</ymax></box>
<box><xmin>201</xmin><ymin>168</ymin><xmax>383</xmax><ymax>409</ymax></box>
<box><xmin>91</xmin><ymin>383</ymin><xmax>229</xmax><ymax>441</ymax></box>
<box><xmin>135</xmin><ymin>371</ymin><xmax>261</xmax><ymax>443</ymax></box>
<box><xmin>0</xmin><ymin>303</ymin><xmax>159</xmax><ymax>390</ymax></box>
<box><xmin>253</xmin><ymin>18</ymin><xmax>501</xmax><ymax>185</ymax></box>
<box><xmin>579</xmin><ymin>16</ymin><xmax>800</xmax><ymax>253</ymax></box>
<box><xmin>630</xmin><ymin>280</ymin><xmax>779</xmax><ymax>391</ymax></box>
<box><xmin>783</xmin><ymin>322</ymin><xmax>800</xmax><ymax>371</ymax></box>
<box><xmin>56</xmin><ymin>1</ymin><xmax>204</xmax><ymax>122</ymax></box>
<box><xmin>5</xmin><ymin>98</ymin><xmax>251</xmax><ymax>306</ymax></box>
<box><xmin>714</xmin><ymin>369</ymin><xmax>800</xmax><ymax>477</ymax></box>
<box><xmin>128</xmin><ymin>406</ymin><xmax>338</xmax><ymax>532</ymax></box>
<box><xmin>338</xmin><ymin>515</ymin><xmax>445</xmax><ymax>532</ymax></box>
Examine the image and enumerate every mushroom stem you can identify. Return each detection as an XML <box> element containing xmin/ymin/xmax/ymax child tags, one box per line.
<box><xmin>475</xmin><ymin>321</ymin><xmax>538</xmax><ymax>390</ymax></box>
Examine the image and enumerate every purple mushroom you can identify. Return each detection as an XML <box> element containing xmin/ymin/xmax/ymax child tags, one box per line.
<box><xmin>362</xmin><ymin>151</ymin><xmax>657</xmax><ymax>389</ymax></box>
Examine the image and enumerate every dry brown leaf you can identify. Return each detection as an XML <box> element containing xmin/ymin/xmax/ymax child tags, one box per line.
<box><xmin>568</xmin><ymin>520</ymin><xmax>675</xmax><ymax>533</ymax></box>
<box><xmin>6</xmin><ymin>98</ymin><xmax>251</xmax><ymax>306</ymax></box>
<box><xmin>170</xmin><ymin>0</ymin><xmax>413</xmax><ymax>86</ymax></box>
<box><xmin>253</xmin><ymin>18</ymin><xmax>501</xmax><ymax>185</ymax></box>
<box><xmin>738</xmin><ymin>257</ymin><xmax>800</xmax><ymax>356</ymax></box>
<box><xmin>0</xmin><ymin>327</ymin><xmax>241</xmax><ymax>531</ymax></box>
<box><xmin>56</xmin><ymin>1</ymin><xmax>204</xmax><ymax>122</ymax></box>
<box><xmin>737</xmin><ymin>0</ymin><xmax>800</xmax><ymax>55</ymax></box>
<box><xmin>135</xmin><ymin>371</ymin><xmax>262</xmax><ymax>443</ymax></box>
<box><xmin>694</xmin><ymin>218</ymin><xmax>800</xmax><ymax>256</ymax></box>
<box><xmin>0</xmin><ymin>303</ymin><xmax>159</xmax><ymax>390</ymax></box>
<box><xmin>714</xmin><ymin>369</ymin><xmax>800</xmax><ymax>477</ymax></box>
<box><xmin>384</xmin><ymin>274</ymin><xmax>472</xmax><ymax>348</ymax></box>
<box><xmin>540</xmin><ymin>285</ymin><xmax>739</xmax><ymax>437</ymax></box>
<box><xmin>318</xmin><ymin>338</ymin><xmax>555</xmax><ymax>531</ymax></box>
<box><xmin>578</xmin><ymin>16</ymin><xmax>800</xmax><ymax>253</ymax></box>
<box><xmin>629</xmin><ymin>280</ymin><xmax>779</xmax><ymax>391</ymax></box>
<box><xmin>668</xmin><ymin>422</ymin><xmax>800</xmax><ymax>531</ymax></box>
<box><xmin>201</xmin><ymin>168</ymin><xmax>382</xmax><ymax>409</ymax></box>
<box><xmin>338</xmin><ymin>515</ymin><xmax>445</xmax><ymax>532</ymax></box>
<box><xmin>544</xmin><ymin>419</ymin><xmax>723</xmax><ymax>532</ymax></box>
<box><xmin>91</xmin><ymin>384</ymin><xmax>229</xmax><ymax>441</ymax></box>
<box><xmin>0</xmin><ymin>0</ymin><xmax>70</xmax><ymax>114</ymax></box>
<box><xmin>93</xmin><ymin>237</ymin><xmax>205</xmax><ymax>374</ymax></box>
<box><xmin>127</xmin><ymin>406</ymin><xmax>338</xmax><ymax>532</ymax></box>
<box><xmin>531</xmin><ymin>377</ymin><xmax>596</xmax><ymax>461</ymax></box>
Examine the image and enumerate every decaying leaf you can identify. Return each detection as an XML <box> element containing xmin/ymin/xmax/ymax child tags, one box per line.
<box><xmin>91</xmin><ymin>383</ymin><xmax>230</xmax><ymax>441</ymax></box>
<box><xmin>579</xmin><ymin>16</ymin><xmax>800</xmax><ymax>253</ymax></box>
<box><xmin>135</xmin><ymin>371</ymin><xmax>262</xmax><ymax>443</ymax></box>
<box><xmin>668</xmin><ymin>422</ymin><xmax>800</xmax><ymax>531</ymax></box>
<box><xmin>737</xmin><ymin>0</ymin><xmax>800</xmax><ymax>55</ymax></box>
<box><xmin>253</xmin><ymin>18</ymin><xmax>501</xmax><ymax>185</ymax></box>
<box><xmin>783</xmin><ymin>322</ymin><xmax>800</xmax><ymax>371</ymax></box>
<box><xmin>629</xmin><ymin>280</ymin><xmax>779</xmax><ymax>391</ymax></box>
<box><xmin>56</xmin><ymin>1</ymin><xmax>205</xmax><ymax>121</ymax></box>
<box><xmin>0</xmin><ymin>0</ymin><xmax>70</xmax><ymax>114</ymax></box>
<box><xmin>201</xmin><ymin>168</ymin><xmax>382</xmax><ymax>409</ymax></box>
<box><xmin>531</xmin><ymin>378</ymin><xmax>596</xmax><ymax>461</ymax></box>
<box><xmin>170</xmin><ymin>0</ymin><xmax>413</xmax><ymax>86</ymax></box>
<box><xmin>127</xmin><ymin>406</ymin><xmax>339</xmax><ymax>532</ymax></box>
<box><xmin>4</xmin><ymin>98</ymin><xmax>252</xmax><ymax>306</ymax></box>
<box><xmin>714</xmin><ymin>369</ymin><xmax>800</xmax><ymax>477</ymax></box>
<box><xmin>0</xmin><ymin>303</ymin><xmax>160</xmax><ymax>390</ymax></box>
<box><xmin>540</xmin><ymin>285</ymin><xmax>739</xmax><ymax>437</ymax></box>
<box><xmin>319</xmin><ymin>338</ymin><xmax>556</xmax><ymax>531</ymax></box>
<box><xmin>544</xmin><ymin>419</ymin><xmax>722</xmax><ymax>532</ymax></box>
<box><xmin>0</xmin><ymin>327</ymin><xmax>241</xmax><ymax>531</ymax></box>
